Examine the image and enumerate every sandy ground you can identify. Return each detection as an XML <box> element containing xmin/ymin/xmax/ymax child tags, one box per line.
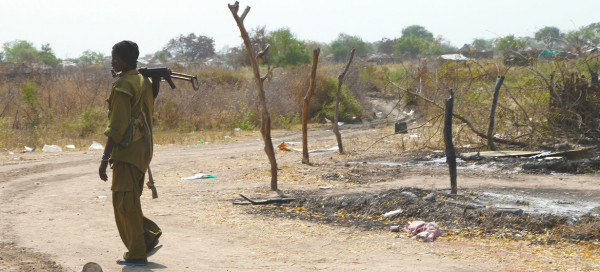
<box><xmin>1</xmin><ymin>124</ymin><xmax>600</xmax><ymax>272</ymax></box>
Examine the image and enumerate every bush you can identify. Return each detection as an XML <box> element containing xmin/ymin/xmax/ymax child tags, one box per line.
<box><xmin>312</xmin><ymin>76</ymin><xmax>363</xmax><ymax>122</ymax></box>
<box><xmin>273</xmin><ymin>113</ymin><xmax>300</xmax><ymax>129</ymax></box>
<box><xmin>73</xmin><ymin>107</ymin><xmax>106</xmax><ymax>137</ymax></box>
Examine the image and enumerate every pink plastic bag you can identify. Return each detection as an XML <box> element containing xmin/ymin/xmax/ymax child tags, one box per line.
<box><xmin>404</xmin><ymin>221</ymin><xmax>441</xmax><ymax>242</ymax></box>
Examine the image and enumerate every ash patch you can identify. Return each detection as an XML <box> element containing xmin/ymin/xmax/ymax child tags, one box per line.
<box><xmin>247</xmin><ymin>188</ymin><xmax>600</xmax><ymax>244</ymax></box>
<box><xmin>0</xmin><ymin>242</ymin><xmax>64</xmax><ymax>272</ymax></box>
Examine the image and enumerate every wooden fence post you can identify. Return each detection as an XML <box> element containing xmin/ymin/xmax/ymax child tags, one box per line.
<box><xmin>443</xmin><ymin>89</ymin><xmax>457</xmax><ymax>195</ymax></box>
<box><xmin>487</xmin><ymin>75</ymin><xmax>505</xmax><ymax>151</ymax></box>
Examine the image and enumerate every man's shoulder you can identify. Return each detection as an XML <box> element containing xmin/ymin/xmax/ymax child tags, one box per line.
<box><xmin>113</xmin><ymin>71</ymin><xmax>143</xmax><ymax>97</ymax></box>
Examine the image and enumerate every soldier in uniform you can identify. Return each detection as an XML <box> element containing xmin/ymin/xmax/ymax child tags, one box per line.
<box><xmin>99</xmin><ymin>40</ymin><xmax>162</xmax><ymax>266</ymax></box>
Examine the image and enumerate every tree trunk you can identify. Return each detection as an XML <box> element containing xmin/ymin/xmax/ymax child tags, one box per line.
<box><xmin>302</xmin><ymin>48</ymin><xmax>320</xmax><ymax>164</ymax></box>
<box><xmin>443</xmin><ymin>89</ymin><xmax>457</xmax><ymax>195</ymax></box>
<box><xmin>333</xmin><ymin>48</ymin><xmax>355</xmax><ymax>154</ymax></box>
<box><xmin>228</xmin><ymin>2</ymin><xmax>278</xmax><ymax>190</ymax></box>
<box><xmin>487</xmin><ymin>75</ymin><xmax>505</xmax><ymax>151</ymax></box>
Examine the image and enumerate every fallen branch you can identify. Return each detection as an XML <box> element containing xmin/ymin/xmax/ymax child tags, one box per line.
<box><xmin>234</xmin><ymin>193</ymin><xmax>296</xmax><ymax>205</ymax></box>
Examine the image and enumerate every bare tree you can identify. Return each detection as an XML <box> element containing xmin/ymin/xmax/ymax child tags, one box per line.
<box><xmin>302</xmin><ymin>48</ymin><xmax>320</xmax><ymax>164</ymax></box>
<box><xmin>228</xmin><ymin>1</ymin><xmax>278</xmax><ymax>190</ymax></box>
<box><xmin>333</xmin><ymin>48</ymin><xmax>355</xmax><ymax>154</ymax></box>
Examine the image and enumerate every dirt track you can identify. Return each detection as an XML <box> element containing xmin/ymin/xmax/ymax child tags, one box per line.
<box><xmin>1</xmin><ymin>124</ymin><xmax>600</xmax><ymax>271</ymax></box>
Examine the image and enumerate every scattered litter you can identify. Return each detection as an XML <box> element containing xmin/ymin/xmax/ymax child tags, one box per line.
<box><xmin>97</xmin><ymin>196</ymin><xmax>108</xmax><ymax>199</ymax></box>
<box><xmin>245</xmin><ymin>134</ymin><xmax>252</xmax><ymax>136</ymax></box>
<box><xmin>197</xmin><ymin>141</ymin><xmax>204</xmax><ymax>144</ymax></box>
<box><xmin>440</xmin><ymin>53</ymin><xmax>469</xmax><ymax>61</ymax></box>
<box><xmin>319</xmin><ymin>186</ymin><xmax>332</xmax><ymax>190</ymax></box>
<box><xmin>401</xmin><ymin>191</ymin><xmax>418</xmax><ymax>198</ymax></box>
<box><xmin>494</xmin><ymin>133</ymin><xmax>509</xmax><ymax>139</ymax></box>
<box><xmin>383</xmin><ymin>209</ymin><xmax>403</xmax><ymax>218</ymax></box>
<box><xmin>224</xmin><ymin>135</ymin><xmax>231</xmax><ymax>139</ymax></box>
<box><xmin>409</xmin><ymin>134</ymin><xmax>420</xmax><ymax>139</ymax></box>
<box><xmin>324</xmin><ymin>117</ymin><xmax>331</xmax><ymax>123</ymax></box>
<box><xmin>278</xmin><ymin>142</ymin><xmax>291</xmax><ymax>151</ymax></box>
<box><xmin>8</xmin><ymin>151</ymin><xmax>14</xmax><ymax>155</ymax></box>
<box><xmin>403</xmin><ymin>221</ymin><xmax>442</xmax><ymax>242</ymax></box>
<box><xmin>65</xmin><ymin>145</ymin><xmax>76</xmax><ymax>149</ymax></box>
<box><xmin>390</xmin><ymin>225</ymin><xmax>401</xmax><ymax>232</ymax></box>
<box><xmin>42</xmin><ymin>145</ymin><xmax>62</xmax><ymax>152</ymax></box>
<box><xmin>337</xmin><ymin>122</ymin><xmax>344</xmax><ymax>126</ymax></box>
<box><xmin>24</xmin><ymin>146</ymin><xmax>35</xmax><ymax>152</ymax></box>
<box><xmin>423</xmin><ymin>193</ymin><xmax>436</xmax><ymax>201</ymax></box>
<box><xmin>309</xmin><ymin>146</ymin><xmax>339</xmax><ymax>153</ymax></box>
<box><xmin>88</xmin><ymin>141</ymin><xmax>103</xmax><ymax>150</ymax></box>
<box><xmin>180</xmin><ymin>173</ymin><xmax>216</xmax><ymax>180</ymax></box>
<box><xmin>234</xmin><ymin>128</ymin><xmax>242</xmax><ymax>131</ymax></box>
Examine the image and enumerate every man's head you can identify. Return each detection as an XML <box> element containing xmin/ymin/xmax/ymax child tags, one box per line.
<box><xmin>111</xmin><ymin>40</ymin><xmax>139</xmax><ymax>72</ymax></box>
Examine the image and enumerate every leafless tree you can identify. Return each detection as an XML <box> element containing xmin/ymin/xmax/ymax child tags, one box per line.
<box><xmin>302</xmin><ymin>48</ymin><xmax>320</xmax><ymax>164</ymax></box>
<box><xmin>228</xmin><ymin>1</ymin><xmax>278</xmax><ymax>190</ymax></box>
<box><xmin>333</xmin><ymin>48</ymin><xmax>355</xmax><ymax>154</ymax></box>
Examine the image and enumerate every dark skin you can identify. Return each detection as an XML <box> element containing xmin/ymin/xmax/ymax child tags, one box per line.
<box><xmin>99</xmin><ymin>51</ymin><xmax>135</xmax><ymax>181</ymax></box>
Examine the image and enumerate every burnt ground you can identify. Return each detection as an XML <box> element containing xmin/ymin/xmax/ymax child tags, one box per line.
<box><xmin>247</xmin><ymin>148</ymin><xmax>600</xmax><ymax>246</ymax></box>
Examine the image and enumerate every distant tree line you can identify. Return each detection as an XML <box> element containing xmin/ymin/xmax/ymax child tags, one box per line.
<box><xmin>2</xmin><ymin>22</ymin><xmax>600</xmax><ymax>68</ymax></box>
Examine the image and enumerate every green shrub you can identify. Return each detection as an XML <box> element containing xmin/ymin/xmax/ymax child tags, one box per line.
<box><xmin>312</xmin><ymin>76</ymin><xmax>363</xmax><ymax>122</ymax></box>
<box><xmin>273</xmin><ymin>112</ymin><xmax>300</xmax><ymax>129</ymax></box>
<box><xmin>233</xmin><ymin>103</ymin><xmax>257</xmax><ymax>130</ymax></box>
<box><xmin>73</xmin><ymin>107</ymin><xmax>106</xmax><ymax>137</ymax></box>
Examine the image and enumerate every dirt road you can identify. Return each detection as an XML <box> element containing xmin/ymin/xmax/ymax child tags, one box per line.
<box><xmin>1</xmin><ymin>125</ymin><xmax>599</xmax><ymax>271</ymax></box>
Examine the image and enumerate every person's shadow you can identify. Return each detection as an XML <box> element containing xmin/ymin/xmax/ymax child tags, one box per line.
<box><xmin>121</xmin><ymin>262</ymin><xmax>167</xmax><ymax>271</ymax></box>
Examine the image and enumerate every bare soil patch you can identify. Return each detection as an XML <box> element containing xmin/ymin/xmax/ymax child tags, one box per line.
<box><xmin>2</xmin><ymin>122</ymin><xmax>600</xmax><ymax>271</ymax></box>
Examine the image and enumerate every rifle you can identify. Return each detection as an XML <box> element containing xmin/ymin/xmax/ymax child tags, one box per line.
<box><xmin>138</xmin><ymin>67</ymin><xmax>200</xmax><ymax>98</ymax></box>
<box><xmin>112</xmin><ymin>67</ymin><xmax>200</xmax><ymax>98</ymax></box>
<box><xmin>110</xmin><ymin>67</ymin><xmax>199</xmax><ymax>199</ymax></box>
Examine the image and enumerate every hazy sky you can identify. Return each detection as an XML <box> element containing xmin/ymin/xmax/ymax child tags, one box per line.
<box><xmin>2</xmin><ymin>0</ymin><xmax>600</xmax><ymax>59</ymax></box>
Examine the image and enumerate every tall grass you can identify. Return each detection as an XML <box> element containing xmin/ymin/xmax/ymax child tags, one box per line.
<box><xmin>0</xmin><ymin>62</ymin><xmax>368</xmax><ymax>149</ymax></box>
<box><xmin>2</xmin><ymin>55</ymin><xmax>598</xmax><ymax>151</ymax></box>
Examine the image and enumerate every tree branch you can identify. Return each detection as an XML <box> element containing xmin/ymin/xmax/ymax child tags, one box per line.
<box><xmin>389</xmin><ymin>81</ymin><xmax>528</xmax><ymax>147</ymax></box>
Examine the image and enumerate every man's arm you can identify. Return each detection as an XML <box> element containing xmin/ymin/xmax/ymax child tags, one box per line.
<box><xmin>99</xmin><ymin>137</ymin><xmax>115</xmax><ymax>181</ymax></box>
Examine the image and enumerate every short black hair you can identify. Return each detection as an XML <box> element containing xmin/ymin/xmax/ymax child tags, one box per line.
<box><xmin>112</xmin><ymin>40</ymin><xmax>139</xmax><ymax>68</ymax></box>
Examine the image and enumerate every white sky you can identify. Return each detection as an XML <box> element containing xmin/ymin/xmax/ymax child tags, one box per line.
<box><xmin>2</xmin><ymin>0</ymin><xmax>599</xmax><ymax>59</ymax></box>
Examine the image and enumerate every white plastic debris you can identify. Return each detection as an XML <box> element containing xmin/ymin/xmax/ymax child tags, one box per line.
<box><xmin>234</xmin><ymin>128</ymin><xmax>242</xmax><ymax>131</ymax></box>
<box><xmin>180</xmin><ymin>173</ymin><xmax>216</xmax><ymax>180</ymax></box>
<box><xmin>42</xmin><ymin>145</ymin><xmax>62</xmax><ymax>152</ymax></box>
<box><xmin>384</xmin><ymin>209</ymin><xmax>403</xmax><ymax>218</ymax></box>
<box><xmin>24</xmin><ymin>146</ymin><xmax>35</xmax><ymax>152</ymax></box>
<box><xmin>88</xmin><ymin>141</ymin><xmax>103</xmax><ymax>150</ymax></box>
<box><xmin>65</xmin><ymin>145</ymin><xmax>76</xmax><ymax>149</ymax></box>
<box><xmin>401</xmin><ymin>191</ymin><xmax>418</xmax><ymax>198</ymax></box>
